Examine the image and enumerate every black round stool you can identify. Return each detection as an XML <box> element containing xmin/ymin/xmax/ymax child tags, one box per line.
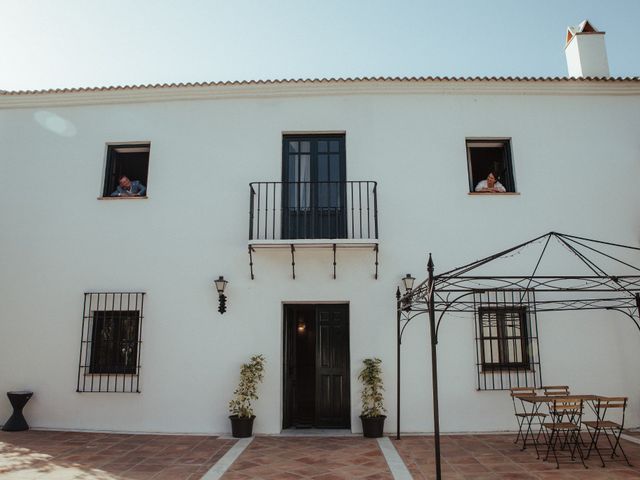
<box><xmin>2</xmin><ymin>391</ymin><xmax>33</xmax><ymax>431</ymax></box>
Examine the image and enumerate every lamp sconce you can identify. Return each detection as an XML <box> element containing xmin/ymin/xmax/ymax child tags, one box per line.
<box><xmin>297</xmin><ymin>319</ymin><xmax>306</xmax><ymax>334</ymax></box>
<box><xmin>402</xmin><ymin>273</ymin><xmax>415</xmax><ymax>292</ymax></box>
<box><xmin>401</xmin><ymin>273</ymin><xmax>415</xmax><ymax>311</ymax></box>
<box><xmin>214</xmin><ymin>276</ymin><xmax>228</xmax><ymax>314</ymax></box>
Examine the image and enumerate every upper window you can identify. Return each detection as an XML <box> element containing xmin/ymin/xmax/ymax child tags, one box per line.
<box><xmin>478</xmin><ymin>306</ymin><xmax>529</xmax><ymax>371</ymax></box>
<box><xmin>282</xmin><ymin>134</ymin><xmax>346</xmax><ymax>239</ymax></box>
<box><xmin>102</xmin><ymin>143</ymin><xmax>150</xmax><ymax>198</ymax></box>
<box><xmin>466</xmin><ymin>139</ymin><xmax>515</xmax><ymax>193</ymax></box>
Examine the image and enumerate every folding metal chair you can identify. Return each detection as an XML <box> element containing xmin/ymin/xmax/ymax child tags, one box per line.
<box><xmin>510</xmin><ymin>387</ymin><xmax>546</xmax><ymax>453</ymax></box>
<box><xmin>542</xmin><ymin>397</ymin><xmax>587</xmax><ymax>469</ymax></box>
<box><xmin>584</xmin><ymin>397</ymin><xmax>631</xmax><ymax>467</ymax></box>
<box><xmin>543</xmin><ymin>386</ymin><xmax>571</xmax><ymax>422</ymax></box>
<box><xmin>543</xmin><ymin>385</ymin><xmax>570</xmax><ymax>397</ymax></box>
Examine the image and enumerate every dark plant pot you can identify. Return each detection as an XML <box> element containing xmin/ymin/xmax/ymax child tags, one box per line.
<box><xmin>229</xmin><ymin>415</ymin><xmax>255</xmax><ymax>438</ymax></box>
<box><xmin>360</xmin><ymin>415</ymin><xmax>386</xmax><ymax>438</ymax></box>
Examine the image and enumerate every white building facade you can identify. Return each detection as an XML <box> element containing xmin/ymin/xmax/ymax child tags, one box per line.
<box><xmin>2</xmin><ymin>36</ymin><xmax>640</xmax><ymax>435</ymax></box>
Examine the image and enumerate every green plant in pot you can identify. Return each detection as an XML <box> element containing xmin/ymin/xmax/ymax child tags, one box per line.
<box><xmin>358</xmin><ymin>357</ymin><xmax>386</xmax><ymax>438</ymax></box>
<box><xmin>228</xmin><ymin>354</ymin><xmax>265</xmax><ymax>438</ymax></box>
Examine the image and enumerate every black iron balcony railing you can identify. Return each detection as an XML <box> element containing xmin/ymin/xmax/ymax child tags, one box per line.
<box><xmin>249</xmin><ymin>181</ymin><xmax>378</xmax><ymax>241</ymax></box>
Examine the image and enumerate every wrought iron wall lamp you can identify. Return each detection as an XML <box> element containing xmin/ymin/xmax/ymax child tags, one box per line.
<box><xmin>214</xmin><ymin>276</ymin><xmax>228</xmax><ymax>314</ymax></box>
<box><xmin>402</xmin><ymin>273</ymin><xmax>415</xmax><ymax>291</ymax></box>
<box><xmin>401</xmin><ymin>274</ymin><xmax>415</xmax><ymax>310</ymax></box>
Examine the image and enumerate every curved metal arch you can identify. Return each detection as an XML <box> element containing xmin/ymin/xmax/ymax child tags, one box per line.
<box><xmin>605</xmin><ymin>307</ymin><xmax>640</xmax><ymax>334</ymax></box>
<box><xmin>434</xmin><ymin>291</ymin><xmax>482</xmax><ymax>341</ymax></box>
<box><xmin>399</xmin><ymin>309</ymin><xmax>429</xmax><ymax>342</ymax></box>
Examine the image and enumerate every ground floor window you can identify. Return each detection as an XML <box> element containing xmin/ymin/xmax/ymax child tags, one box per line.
<box><xmin>77</xmin><ymin>292</ymin><xmax>145</xmax><ymax>393</ymax></box>
<box><xmin>89</xmin><ymin>311</ymin><xmax>139</xmax><ymax>374</ymax></box>
<box><xmin>473</xmin><ymin>290</ymin><xmax>541</xmax><ymax>390</ymax></box>
<box><xmin>478</xmin><ymin>307</ymin><xmax>529</xmax><ymax>369</ymax></box>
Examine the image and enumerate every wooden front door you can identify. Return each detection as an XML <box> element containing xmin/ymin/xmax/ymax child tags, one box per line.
<box><xmin>315</xmin><ymin>305</ymin><xmax>350</xmax><ymax>427</ymax></box>
<box><xmin>283</xmin><ymin>304</ymin><xmax>350</xmax><ymax>429</ymax></box>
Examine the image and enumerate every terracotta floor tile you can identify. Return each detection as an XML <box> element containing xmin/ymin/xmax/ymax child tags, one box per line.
<box><xmin>0</xmin><ymin>431</ymin><xmax>234</xmax><ymax>480</ymax></box>
<box><xmin>532</xmin><ymin>472</ymin><xmax>584</xmax><ymax>479</ymax></box>
<box><xmin>223</xmin><ymin>437</ymin><xmax>392</xmax><ymax>480</ymax></box>
<box><xmin>220</xmin><ymin>473</ymin><xmax>253</xmax><ymax>480</ymax></box>
<box><xmin>311</xmin><ymin>473</ymin><xmax>353</xmax><ymax>480</ymax></box>
<box><xmin>120</xmin><ymin>472</ymin><xmax>159</xmax><ymax>480</ymax></box>
<box><xmin>265</xmin><ymin>471</ymin><xmax>305</xmax><ymax>479</ymax></box>
<box><xmin>468</xmin><ymin>474</ymin><xmax>538</xmax><ymax>480</ymax></box>
<box><xmin>447</xmin><ymin>456</ymin><xmax>484</xmax><ymax>465</ymax></box>
<box><xmin>452</xmin><ymin>462</ymin><xmax>492</xmax><ymax>474</ymax></box>
<box><xmin>487</xmin><ymin>463</ymin><xmax>528</xmax><ymax>473</ymax></box>
<box><xmin>3</xmin><ymin>430</ymin><xmax>640</xmax><ymax>479</ymax></box>
<box><xmin>475</xmin><ymin>454</ymin><xmax>513</xmax><ymax>464</ymax></box>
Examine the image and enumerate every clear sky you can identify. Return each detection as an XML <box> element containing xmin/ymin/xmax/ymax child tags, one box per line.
<box><xmin>1</xmin><ymin>0</ymin><xmax>639</xmax><ymax>91</ymax></box>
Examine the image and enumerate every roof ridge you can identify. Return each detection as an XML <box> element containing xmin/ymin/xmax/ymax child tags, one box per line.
<box><xmin>2</xmin><ymin>75</ymin><xmax>640</xmax><ymax>95</ymax></box>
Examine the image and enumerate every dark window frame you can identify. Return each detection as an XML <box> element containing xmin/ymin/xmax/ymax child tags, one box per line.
<box><xmin>102</xmin><ymin>143</ymin><xmax>151</xmax><ymax>198</ymax></box>
<box><xmin>466</xmin><ymin>138</ymin><xmax>516</xmax><ymax>193</ymax></box>
<box><xmin>478</xmin><ymin>306</ymin><xmax>530</xmax><ymax>371</ymax></box>
<box><xmin>89</xmin><ymin>310</ymin><xmax>140</xmax><ymax>375</ymax></box>
<box><xmin>281</xmin><ymin>134</ymin><xmax>347</xmax><ymax>239</ymax></box>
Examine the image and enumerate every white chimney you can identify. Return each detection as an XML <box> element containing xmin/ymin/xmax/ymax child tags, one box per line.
<box><xmin>565</xmin><ymin>20</ymin><xmax>610</xmax><ymax>78</ymax></box>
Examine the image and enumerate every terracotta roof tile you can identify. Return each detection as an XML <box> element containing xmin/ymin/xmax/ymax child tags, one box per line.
<box><xmin>1</xmin><ymin>75</ymin><xmax>639</xmax><ymax>95</ymax></box>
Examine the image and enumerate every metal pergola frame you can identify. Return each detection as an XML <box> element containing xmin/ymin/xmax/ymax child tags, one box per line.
<box><xmin>396</xmin><ymin>231</ymin><xmax>640</xmax><ymax>480</ymax></box>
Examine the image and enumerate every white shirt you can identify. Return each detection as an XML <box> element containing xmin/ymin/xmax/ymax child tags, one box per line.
<box><xmin>475</xmin><ymin>180</ymin><xmax>506</xmax><ymax>193</ymax></box>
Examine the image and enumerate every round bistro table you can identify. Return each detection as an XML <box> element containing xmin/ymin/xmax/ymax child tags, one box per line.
<box><xmin>2</xmin><ymin>391</ymin><xmax>33</xmax><ymax>431</ymax></box>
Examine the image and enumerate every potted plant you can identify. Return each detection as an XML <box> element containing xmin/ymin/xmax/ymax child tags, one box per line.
<box><xmin>358</xmin><ymin>357</ymin><xmax>386</xmax><ymax>438</ymax></box>
<box><xmin>228</xmin><ymin>354</ymin><xmax>265</xmax><ymax>438</ymax></box>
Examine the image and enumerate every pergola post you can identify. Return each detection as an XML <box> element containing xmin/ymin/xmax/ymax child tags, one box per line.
<box><xmin>427</xmin><ymin>254</ymin><xmax>442</xmax><ymax>479</ymax></box>
<box><xmin>396</xmin><ymin>287</ymin><xmax>401</xmax><ymax>440</ymax></box>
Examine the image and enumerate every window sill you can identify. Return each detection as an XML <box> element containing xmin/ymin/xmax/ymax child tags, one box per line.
<box><xmin>468</xmin><ymin>192</ymin><xmax>520</xmax><ymax>196</ymax></box>
<box><xmin>97</xmin><ymin>196</ymin><xmax>148</xmax><ymax>200</ymax></box>
<box><xmin>480</xmin><ymin>367</ymin><xmax>533</xmax><ymax>373</ymax></box>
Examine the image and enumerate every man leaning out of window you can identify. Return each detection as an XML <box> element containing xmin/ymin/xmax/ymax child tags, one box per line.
<box><xmin>111</xmin><ymin>175</ymin><xmax>146</xmax><ymax>197</ymax></box>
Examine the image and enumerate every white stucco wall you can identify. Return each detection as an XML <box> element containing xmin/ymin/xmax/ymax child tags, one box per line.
<box><xmin>1</xmin><ymin>81</ymin><xmax>639</xmax><ymax>435</ymax></box>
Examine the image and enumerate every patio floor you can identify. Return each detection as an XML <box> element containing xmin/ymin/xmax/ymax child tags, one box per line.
<box><xmin>0</xmin><ymin>430</ymin><xmax>235</xmax><ymax>479</ymax></box>
<box><xmin>223</xmin><ymin>436</ymin><xmax>392</xmax><ymax>479</ymax></box>
<box><xmin>392</xmin><ymin>433</ymin><xmax>640</xmax><ymax>479</ymax></box>
<box><xmin>2</xmin><ymin>430</ymin><xmax>640</xmax><ymax>479</ymax></box>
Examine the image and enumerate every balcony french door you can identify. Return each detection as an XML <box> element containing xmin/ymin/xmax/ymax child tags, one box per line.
<box><xmin>282</xmin><ymin>135</ymin><xmax>347</xmax><ymax>239</ymax></box>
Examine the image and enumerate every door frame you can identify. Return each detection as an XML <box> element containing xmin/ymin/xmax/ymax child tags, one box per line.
<box><xmin>282</xmin><ymin>302</ymin><xmax>351</xmax><ymax>430</ymax></box>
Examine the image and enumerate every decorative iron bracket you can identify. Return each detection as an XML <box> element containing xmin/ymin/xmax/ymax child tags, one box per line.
<box><xmin>248</xmin><ymin>242</ymin><xmax>379</xmax><ymax>280</ymax></box>
<box><xmin>248</xmin><ymin>246</ymin><xmax>255</xmax><ymax>280</ymax></box>
<box><xmin>333</xmin><ymin>244</ymin><xmax>337</xmax><ymax>279</ymax></box>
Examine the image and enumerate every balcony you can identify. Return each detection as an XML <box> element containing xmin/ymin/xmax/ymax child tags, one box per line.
<box><xmin>248</xmin><ymin>181</ymin><xmax>379</xmax><ymax>279</ymax></box>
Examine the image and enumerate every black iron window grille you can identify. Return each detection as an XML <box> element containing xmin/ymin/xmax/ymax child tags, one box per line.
<box><xmin>77</xmin><ymin>292</ymin><xmax>145</xmax><ymax>393</ymax></box>
<box><xmin>474</xmin><ymin>290</ymin><xmax>542</xmax><ymax>390</ymax></box>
